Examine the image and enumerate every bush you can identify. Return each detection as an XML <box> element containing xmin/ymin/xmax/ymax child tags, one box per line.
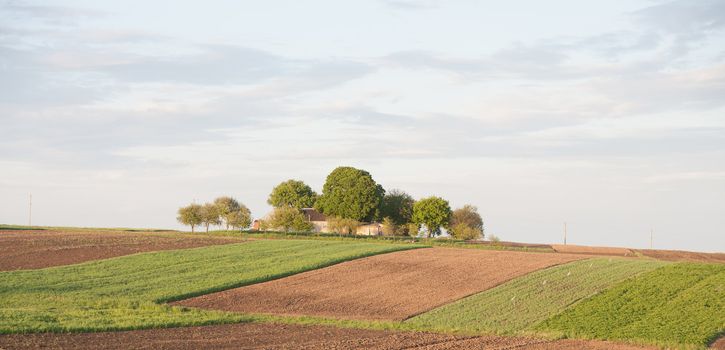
<box><xmin>449</xmin><ymin>223</ymin><xmax>483</xmax><ymax>240</ymax></box>
<box><xmin>327</xmin><ymin>216</ymin><xmax>360</xmax><ymax>235</ymax></box>
<box><xmin>381</xmin><ymin>217</ymin><xmax>396</xmax><ymax>236</ymax></box>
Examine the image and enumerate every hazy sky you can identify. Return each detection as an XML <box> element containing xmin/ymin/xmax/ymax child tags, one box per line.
<box><xmin>1</xmin><ymin>0</ymin><xmax>724</xmax><ymax>252</ymax></box>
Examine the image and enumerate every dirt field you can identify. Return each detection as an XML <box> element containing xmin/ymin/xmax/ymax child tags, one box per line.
<box><xmin>0</xmin><ymin>322</ymin><xmax>658</xmax><ymax>350</ymax></box>
<box><xmin>551</xmin><ymin>244</ymin><xmax>636</xmax><ymax>256</ymax></box>
<box><xmin>634</xmin><ymin>249</ymin><xmax>725</xmax><ymax>263</ymax></box>
<box><xmin>176</xmin><ymin>247</ymin><xmax>586</xmax><ymax>320</ymax></box>
<box><xmin>0</xmin><ymin>230</ymin><xmax>244</xmax><ymax>270</ymax></box>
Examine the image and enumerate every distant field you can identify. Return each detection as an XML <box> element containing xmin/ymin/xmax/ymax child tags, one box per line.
<box><xmin>0</xmin><ymin>240</ymin><xmax>416</xmax><ymax>333</ymax></box>
<box><xmin>408</xmin><ymin>258</ymin><xmax>666</xmax><ymax>335</ymax></box>
<box><xmin>0</xmin><ymin>230</ymin><xmax>244</xmax><ymax>270</ymax></box>
<box><xmin>538</xmin><ymin>263</ymin><xmax>725</xmax><ymax>348</ymax></box>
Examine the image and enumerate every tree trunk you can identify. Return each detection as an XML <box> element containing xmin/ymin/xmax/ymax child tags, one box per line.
<box><xmin>191</xmin><ymin>225</ymin><xmax>195</xmax><ymax>233</ymax></box>
<box><xmin>205</xmin><ymin>224</ymin><xmax>209</xmax><ymax>233</ymax></box>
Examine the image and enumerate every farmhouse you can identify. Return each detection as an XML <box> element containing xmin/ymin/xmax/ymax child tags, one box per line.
<box><xmin>301</xmin><ymin>208</ymin><xmax>328</xmax><ymax>233</ymax></box>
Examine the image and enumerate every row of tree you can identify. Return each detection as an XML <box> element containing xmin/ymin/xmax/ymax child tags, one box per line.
<box><xmin>177</xmin><ymin>197</ymin><xmax>251</xmax><ymax>233</ymax></box>
<box><xmin>261</xmin><ymin>166</ymin><xmax>485</xmax><ymax>239</ymax></box>
<box><xmin>176</xmin><ymin>166</ymin><xmax>485</xmax><ymax>239</ymax></box>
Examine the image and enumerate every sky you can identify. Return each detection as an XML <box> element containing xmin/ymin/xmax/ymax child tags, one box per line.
<box><xmin>1</xmin><ymin>0</ymin><xmax>724</xmax><ymax>252</ymax></box>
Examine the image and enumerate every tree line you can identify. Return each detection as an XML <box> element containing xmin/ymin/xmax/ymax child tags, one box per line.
<box><xmin>177</xmin><ymin>166</ymin><xmax>485</xmax><ymax>240</ymax></box>
<box><xmin>177</xmin><ymin>197</ymin><xmax>251</xmax><ymax>233</ymax></box>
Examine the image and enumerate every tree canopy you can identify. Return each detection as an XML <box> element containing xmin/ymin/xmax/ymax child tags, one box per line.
<box><xmin>200</xmin><ymin>203</ymin><xmax>221</xmax><ymax>232</ymax></box>
<box><xmin>267</xmin><ymin>179</ymin><xmax>318</xmax><ymax>209</ymax></box>
<box><xmin>412</xmin><ymin>196</ymin><xmax>451</xmax><ymax>237</ymax></box>
<box><xmin>177</xmin><ymin>204</ymin><xmax>203</xmax><ymax>232</ymax></box>
<box><xmin>315</xmin><ymin>166</ymin><xmax>385</xmax><ymax>222</ymax></box>
<box><xmin>380</xmin><ymin>189</ymin><xmax>415</xmax><ymax>225</ymax></box>
<box><xmin>214</xmin><ymin>196</ymin><xmax>241</xmax><ymax>230</ymax></box>
<box><xmin>449</xmin><ymin>205</ymin><xmax>484</xmax><ymax>240</ymax></box>
<box><xmin>265</xmin><ymin>206</ymin><xmax>313</xmax><ymax>232</ymax></box>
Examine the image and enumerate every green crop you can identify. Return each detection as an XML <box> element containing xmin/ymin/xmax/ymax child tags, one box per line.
<box><xmin>538</xmin><ymin>262</ymin><xmax>725</xmax><ymax>348</ymax></box>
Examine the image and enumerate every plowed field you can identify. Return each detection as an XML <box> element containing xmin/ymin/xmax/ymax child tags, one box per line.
<box><xmin>177</xmin><ymin>247</ymin><xmax>586</xmax><ymax>320</ymax></box>
<box><xmin>0</xmin><ymin>322</ymin><xmax>658</xmax><ymax>350</ymax></box>
<box><xmin>0</xmin><ymin>230</ymin><xmax>244</xmax><ymax>270</ymax></box>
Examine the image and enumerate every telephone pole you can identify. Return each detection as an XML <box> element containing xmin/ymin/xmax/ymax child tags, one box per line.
<box><xmin>28</xmin><ymin>193</ymin><xmax>32</xmax><ymax>226</ymax></box>
<box><xmin>563</xmin><ymin>222</ymin><xmax>567</xmax><ymax>245</ymax></box>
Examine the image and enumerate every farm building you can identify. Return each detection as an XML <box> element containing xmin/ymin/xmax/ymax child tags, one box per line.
<box><xmin>301</xmin><ymin>208</ymin><xmax>329</xmax><ymax>233</ymax></box>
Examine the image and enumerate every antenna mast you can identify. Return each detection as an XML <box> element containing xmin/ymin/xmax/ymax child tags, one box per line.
<box><xmin>28</xmin><ymin>193</ymin><xmax>32</xmax><ymax>226</ymax></box>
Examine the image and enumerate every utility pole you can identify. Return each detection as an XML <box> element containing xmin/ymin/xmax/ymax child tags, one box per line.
<box><xmin>563</xmin><ymin>222</ymin><xmax>567</xmax><ymax>245</ymax></box>
<box><xmin>28</xmin><ymin>193</ymin><xmax>32</xmax><ymax>226</ymax></box>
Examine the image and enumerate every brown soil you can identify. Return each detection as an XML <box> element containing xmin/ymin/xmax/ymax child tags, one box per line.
<box><xmin>635</xmin><ymin>249</ymin><xmax>725</xmax><ymax>264</ymax></box>
<box><xmin>0</xmin><ymin>322</ymin><xmax>657</xmax><ymax>350</ymax></box>
<box><xmin>552</xmin><ymin>244</ymin><xmax>636</xmax><ymax>256</ymax></box>
<box><xmin>176</xmin><ymin>247</ymin><xmax>586</xmax><ymax>320</ymax></box>
<box><xmin>710</xmin><ymin>336</ymin><xmax>725</xmax><ymax>349</ymax></box>
<box><xmin>0</xmin><ymin>230</ymin><xmax>244</xmax><ymax>271</ymax></box>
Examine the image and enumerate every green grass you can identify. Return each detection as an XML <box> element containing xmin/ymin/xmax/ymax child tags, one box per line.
<box><xmin>537</xmin><ymin>262</ymin><xmax>725</xmax><ymax>348</ymax></box>
<box><xmin>0</xmin><ymin>239</ymin><xmax>418</xmax><ymax>333</ymax></box>
<box><xmin>406</xmin><ymin>258</ymin><xmax>666</xmax><ymax>335</ymax></box>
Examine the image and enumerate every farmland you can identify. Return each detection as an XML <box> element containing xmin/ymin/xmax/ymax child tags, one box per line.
<box><xmin>0</xmin><ymin>230</ymin><xmax>244</xmax><ymax>270</ymax></box>
<box><xmin>408</xmin><ymin>258</ymin><xmax>666</xmax><ymax>334</ymax></box>
<box><xmin>0</xmin><ymin>229</ymin><xmax>722</xmax><ymax>349</ymax></box>
<box><xmin>176</xmin><ymin>247</ymin><xmax>585</xmax><ymax>320</ymax></box>
<box><xmin>0</xmin><ymin>239</ymin><xmax>416</xmax><ymax>333</ymax></box>
<box><xmin>538</xmin><ymin>263</ymin><xmax>725</xmax><ymax>348</ymax></box>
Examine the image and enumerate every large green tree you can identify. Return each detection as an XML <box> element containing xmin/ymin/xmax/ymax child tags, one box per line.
<box><xmin>177</xmin><ymin>204</ymin><xmax>203</xmax><ymax>233</ymax></box>
<box><xmin>267</xmin><ymin>179</ymin><xmax>318</xmax><ymax>209</ymax></box>
<box><xmin>315</xmin><ymin>166</ymin><xmax>385</xmax><ymax>222</ymax></box>
<box><xmin>380</xmin><ymin>189</ymin><xmax>415</xmax><ymax>225</ymax></box>
<box><xmin>412</xmin><ymin>196</ymin><xmax>452</xmax><ymax>237</ymax></box>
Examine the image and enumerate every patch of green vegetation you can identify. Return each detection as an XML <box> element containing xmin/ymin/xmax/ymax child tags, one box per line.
<box><xmin>406</xmin><ymin>258</ymin><xmax>666</xmax><ymax>335</ymax></box>
<box><xmin>0</xmin><ymin>240</ymin><xmax>418</xmax><ymax>333</ymax></box>
<box><xmin>197</xmin><ymin>230</ymin><xmax>555</xmax><ymax>253</ymax></box>
<box><xmin>537</xmin><ymin>262</ymin><xmax>725</xmax><ymax>348</ymax></box>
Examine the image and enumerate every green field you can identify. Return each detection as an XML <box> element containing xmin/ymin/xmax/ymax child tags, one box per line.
<box><xmin>0</xmin><ymin>240</ymin><xmax>417</xmax><ymax>333</ymax></box>
<box><xmin>538</xmin><ymin>262</ymin><xmax>725</xmax><ymax>348</ymax></box>
<box><xmin>407</xmin><ymin>258</ymin><xmax>666</xmax><ymax>335</ymax></box>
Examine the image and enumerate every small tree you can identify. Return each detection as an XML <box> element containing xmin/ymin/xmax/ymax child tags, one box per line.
<box><xmin>226</xmin><ymin>207</ymin><xmax>252</xmax><ymax>230</ymax></box>
<box><xmin>449</xmin><ymin>204</ymin><xmax>484</xmax><ymax>240</ymax></box>
<box><xmin>450</xmin><ymin>223</ymin><xmax>482</xmax><ymax>240</ymax></box>
<box><xmin>405</xmin><ymin>223</ymin><xmax>420</xmax><ymax>237</ymax></box>
<box><xmin>267</xmin><ymin>207</ymin><xmax>313</xmax><ymax>232</ymax></box>
<box><xmin>268</xmin><ymin>179</ymin><xmax>318</xmax><ymax>209</ymax></box>
<box><xmin>412</xmin><ymin>196</ymin><xmax>452</xmax><ymax>238</ymax></box>
<box><xmin>214</xmin><ymin>196</ymin><xmax>241</xmax><ymax>230</ymax></box>
<box><xmin>380</xmin><ymin>189</ymin><xmax>415</xmax><ymax>226</ymax></box>
<box><xmin>381</xmin><ymin>217</ymin><xmax>396</xmax><ymax>236</ymax></box>
<box><xmin>177</xmin><ymin>204</ymin><xmax>203</xmax><ymax>233</ymax></box>
<box><xmin>327</xmin><ymin>216</ymin><xmax>360</xmax><ymax>235</ymax></box>
<box><xmin>200</xmin><ymin>202</ymin><xmax>221</xmax><ymax>233</ymax></box>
